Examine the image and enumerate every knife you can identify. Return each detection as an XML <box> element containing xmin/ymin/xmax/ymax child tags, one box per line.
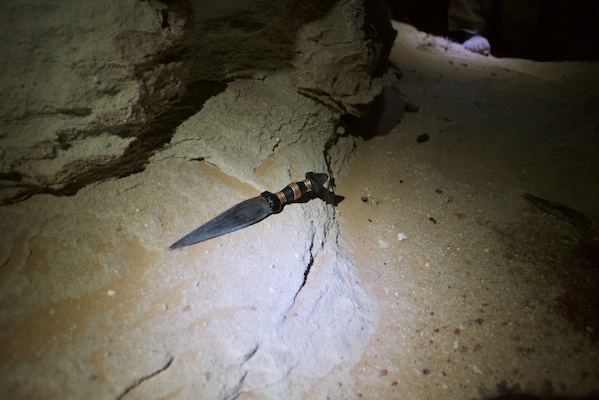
<box><xmin>169</xmin><ymin>172</ymin><xmax>329</xmax><ymax>249</ymax></box>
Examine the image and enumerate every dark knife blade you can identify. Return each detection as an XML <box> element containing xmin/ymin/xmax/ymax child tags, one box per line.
<box><xmin>169</xmin><ymin>196</ymin><xmax>272</xmax><ymax>249</ymax></box>
<box><xmin>169</xmin><ymin>172</ymin><xmax>328</xmax><ymax>249</ymax></box>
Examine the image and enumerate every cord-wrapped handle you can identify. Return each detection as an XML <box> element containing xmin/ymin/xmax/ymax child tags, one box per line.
<box><xmin>261</xmin><ymin>172</ymin><xmax>328</xmax><ymax>213</ymax></box>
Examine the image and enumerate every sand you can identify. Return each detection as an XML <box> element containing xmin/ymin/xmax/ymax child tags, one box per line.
<box><xmin>338</xmin><ymin>22</ymin><xmax>599</xmax><ymax>398</ymax></box>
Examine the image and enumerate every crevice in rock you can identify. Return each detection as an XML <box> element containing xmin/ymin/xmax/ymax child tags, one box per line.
<box><xmin>300</xmin><ymin>253</ymin><xmax>315</xmax><ymax>294</ymax></box>
<box><xmin>115</xmin><ymin>354</ymin><xmax>174</xmax><ymax>400</ymax></box>
<box><xmin>297</xmin><ymin>87</ymin><xmax>353</xmax><ymax>115</ymax></box>
<box><xmin>222</xmin><ymin>370</ymin><xmax>248</xmax><ymax>400</ymax></box>
<box><xmin>160</xmin><ymin>9</ymin><xmax>170</xmax><ymax>29</ymax></box>
<box><xmin>289</xmin><ymin>238</ymin><xmax>316</xmax><ymax>309</ymax></box>
<box><xmin>0</xmin><ymin>171</ymin><xmax>22</xmax><ymax>182</ymax></box>
<box><xmin>240</xmin><ymin>343</ymin><xmax>260</xmax><ymax>364</ymax></box>
<box><xmin>53</xmin><ymin>107</ymin><xmax>93</xmax><ymax>117</ymax></box>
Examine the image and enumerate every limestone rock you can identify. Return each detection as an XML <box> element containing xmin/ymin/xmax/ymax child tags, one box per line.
<box><xmin>0</xmin><ymin>0</ymin><xmax>191</xmax><ymax>203</ymax></box>
<box><xmin>0</xmin><ymin>0</ymin><xmax>394</xmax><ymax>204</ymax></box>
<box><xmin>0</xmin><ymin>0</ymin><xmax>394</xmax><ymax>398</ymax></box>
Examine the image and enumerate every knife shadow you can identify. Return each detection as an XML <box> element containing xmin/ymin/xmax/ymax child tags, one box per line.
<box><xmin>295</xmin><ymin>191</ymin><xmax>344</xmax><ymax>207</ymax></box>
<box><xmin>293</xmin><ymin>178</ymin><xmax>344</xmax><ymax>207</ymax></box>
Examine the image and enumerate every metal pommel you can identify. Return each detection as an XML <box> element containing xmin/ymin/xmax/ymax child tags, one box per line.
<box><xmin>305</xmin><ymin>172</ymin><xmax>328</xmax><ymax>193</ymax></box>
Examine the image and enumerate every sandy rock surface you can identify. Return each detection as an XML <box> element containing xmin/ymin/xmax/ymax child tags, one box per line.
<box><xmin>0</xmin><ymin>0</ymin><xmax>190</xmax><ymax>199</ymax></box>
<box><xmin>340</xmin><ymin>22</ymin><xmax>599</xmax><ymax>399</ymax></box>
<box><xmin>0</xmin><ymin>0</ymin><xmax>392</xmax><ymax>204</ymax></box>
<box><xmin>0</xmin><ymin>55</ymin><xmax>372</xmax><ymax>400</ymax></box>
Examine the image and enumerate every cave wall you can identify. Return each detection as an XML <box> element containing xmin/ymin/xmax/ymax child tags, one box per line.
<box><xmin>0</xmin><ymin>0</ymin><xmax>394</xmax><ymax>204</ymax></box>
<box><xmin>0</xmin><ymin>1</ymin><xmax>191</xmax><ymax>201</ymax></box>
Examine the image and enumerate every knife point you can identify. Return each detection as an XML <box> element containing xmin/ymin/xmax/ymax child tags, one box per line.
<box><xmin>169</xmin><ymin>241</ymin><xmax>184</xmax><ymax>250</ymax></box>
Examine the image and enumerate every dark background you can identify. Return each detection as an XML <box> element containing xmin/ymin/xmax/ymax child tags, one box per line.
<box><xmin>388</xmin><ymin>0</ymin><xmax>599</xmax><ymax>61</ymax></box>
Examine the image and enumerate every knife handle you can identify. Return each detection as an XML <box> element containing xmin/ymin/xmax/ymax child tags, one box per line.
<box><xmin>261</xmin><ymin>172</ymin><xmax>328</xmax><ymax>213</ymax></box>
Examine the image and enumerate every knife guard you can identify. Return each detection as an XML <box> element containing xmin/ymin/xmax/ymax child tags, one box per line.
<box><xmin>261</xmin><ymin>172</ymin><xmax>328</xmax><ymax>213</ymax></box>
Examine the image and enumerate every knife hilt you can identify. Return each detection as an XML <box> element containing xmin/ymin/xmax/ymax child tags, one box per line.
<box><xmin>261</xmin><ymin>172</ymin><xmax>328</xmax><ymax>213</ymax></box>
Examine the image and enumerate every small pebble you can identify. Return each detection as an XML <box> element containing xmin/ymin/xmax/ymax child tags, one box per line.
<box><xmin>416</xmin><ymin>133</ymin><xmax>430</xmax><ymax>143</ymax></box>
<box><xmin>378</xmin><ymin>239</ymin><xmax>390</xmax><ymax>248</ymax></box>
<box><xmin>107</xmin><ymin>290</ymin><xmax>116</xmax><ymax>296</ymax></box>
<box><xmin>366</xmin><ymin>268</ymin><xmax>380</xmax><ymax>279</ymax></box>
<box><xmin>397</xmin><ymin>232</ymin><xmax>408</xmax><ymax>241</ymax></box>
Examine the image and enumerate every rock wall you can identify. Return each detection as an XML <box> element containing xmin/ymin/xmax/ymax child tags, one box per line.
<box><xmin>0</xmin><ymin>0</ymin><xmax>394</xmax><ymax>398</ymax></box>
<box><xmin>0</xmin><ymin>0</ymin><xmax>394</xmax><ymax>204</ymax></box>
<box><xmin>0</xmin><ymin>1</ymin><xmax>192</xmax><ymax>202</ymax></box>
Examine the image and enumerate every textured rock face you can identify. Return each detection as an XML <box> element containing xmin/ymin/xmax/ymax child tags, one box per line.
<box><xmin>0</xmin><ymin>0</ymin><xmax>393</xmax><ymax>204</ymax></box>
<box><xmin>189</xmin><ymin>0</ymin><xmax>395</xmax><ymax>116</ymax></box>
<box><xmin>0</xmin><ymin>0</ymin><xmax>192</xmax><ymax>202</ymax></box>
<box><xmin>0</xmin><ymin>0</ymin><xmax>394</xmax><ymax>398</ymax></box>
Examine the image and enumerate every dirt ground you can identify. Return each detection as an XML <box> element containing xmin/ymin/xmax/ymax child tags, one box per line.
<box><xmin>337</xmin><ymin>22</ymin><xmax>599</xmax><ymax>399</ymax></box>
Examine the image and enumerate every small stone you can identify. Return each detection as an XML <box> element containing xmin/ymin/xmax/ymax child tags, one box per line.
<box><xmin>397</xmin><ymin>232</ymin><xmax>408</xmax><ymax>241</ymax></box>
<box><xmin>366</xmin><ymin>269</ymin><xmax>379</xmax><ymax>279</ymax></box>
<box><xmin>378</xmin><ymin>239</ymin><xmax>390</xmax><ymax>248</ymax></box>
<box><xmin>107</xmin><ymin>290</ymin><xmax>116</xmax><ymax>296</ymax></box>
<box><xmin>416</xmin><ymin>133</ymin><xmax>429</xmax><ymax>143</ymax></box>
